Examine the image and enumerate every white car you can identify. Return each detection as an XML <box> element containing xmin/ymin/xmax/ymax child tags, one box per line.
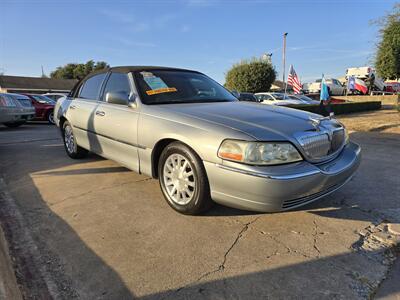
<box><xmin>255</xmin><ymin>93</ymin><xmax>318</xmax><ymax>106</ymax></box>
<box><xmin>307</xmin><ymin>78</ymin><xmax>346</xmax><ymax>96</ymax></box>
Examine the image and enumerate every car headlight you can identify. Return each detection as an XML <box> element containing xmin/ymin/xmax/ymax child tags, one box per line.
<box><xmin>218</xmin><ymin>140</ymin><xmax>303</xmax><ymax>165</ymax></box>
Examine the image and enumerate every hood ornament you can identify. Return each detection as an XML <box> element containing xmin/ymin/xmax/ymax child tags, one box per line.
<box><xmin>309</xmin><ymin>116</ymin><xmax>333</xmax><ymax>131</ymax></box>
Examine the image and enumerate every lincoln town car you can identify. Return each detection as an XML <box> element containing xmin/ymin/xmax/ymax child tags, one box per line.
<box><xmin>54</xmin><ymin>66</ymin><xmax>361</xmax><ymax>215</ymax></box>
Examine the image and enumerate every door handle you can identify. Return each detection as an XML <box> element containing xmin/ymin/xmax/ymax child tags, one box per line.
<box><xmin>70</xmin><ymin>105</ymin><xmax>76</xmax><ymax>109</ymax></box>
<box><xmin>96</xmin><ymin>111</ymin><xmax>105</xmax><ymax>116</ymax></box>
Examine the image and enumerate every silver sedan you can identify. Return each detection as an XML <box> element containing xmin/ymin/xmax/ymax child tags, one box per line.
<box><xmin>55</xmin><ymin>66</ymin><xmax>361</xmax><ymax>214</ymax></box>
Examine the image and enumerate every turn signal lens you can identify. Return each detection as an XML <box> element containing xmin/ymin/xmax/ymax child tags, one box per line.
<box><xmin>218</xmin><ymin>140</ymin><xmax>303</xmax><ymax>165</ymax></box>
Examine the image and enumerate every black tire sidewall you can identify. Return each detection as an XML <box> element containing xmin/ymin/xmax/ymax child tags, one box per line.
<box><xmin>47</xmin><ymin>111</ymin><xmax>55</xmax><ymax>124</ymax></box>
<box><xmin>158</xmin><ymin>142</ymin><xmax>211</xmax><ymax>215</ymax></box>
<box><xmin>62</xmin><ymin>121</ymin><xmax>87</xmax><ymax>159</ymax></box>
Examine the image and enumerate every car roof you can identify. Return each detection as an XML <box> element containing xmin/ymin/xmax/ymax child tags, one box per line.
<box><xmin>2</xmin><ymin>93</ymin><xmax>30</xmax><ymax>99</ymax></box>
<box><xmin>86</xmin><ymin>66</ymin><xmax>201</xmax><ymax>78</ymax></box>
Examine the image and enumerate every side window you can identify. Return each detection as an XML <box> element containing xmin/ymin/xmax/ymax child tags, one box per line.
<box><xmin>102</xmin><ymin>72</ymin><xmax>131</xmax><ymax>102</ymax></box>
<box><xmin>264</xmin><ymin>95</ymin><xmax>273</xmax><ymax>100</ymax></box>
<box><xmin>79</xmin><ymin>73</ymin><xmax>106</xmax><ymax>100</ymax></box>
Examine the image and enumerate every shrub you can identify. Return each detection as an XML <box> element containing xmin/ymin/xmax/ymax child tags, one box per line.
<box><xmin>286</xmin><ymin>101</ymin><xmax>382</xmax><ymax>115</ymax></box>
<box><xmin>225</xmin><ymin>58</ymin><xmax>276</xmax><ymax>93</ymax></box>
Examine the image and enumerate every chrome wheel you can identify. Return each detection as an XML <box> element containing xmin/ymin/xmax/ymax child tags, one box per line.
<box><xmin>163</xmin><ymin>154</ymin><xmax>196</xmax><ymax>205</ymax></box>
<box><xmin>64</xmin><ymin>125</ymin><xmax>75</xmax><ymax>154</ymax></box>
<box><xmin>48</xmin><ymin>112</ymin><xmax>55</xmax><ymax>124</ymax></box>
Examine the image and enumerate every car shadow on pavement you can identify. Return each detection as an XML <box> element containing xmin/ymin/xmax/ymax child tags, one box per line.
<box><xmin>139</xmin><ymin>247</ymin><xmax>400</xmax><ymax>300</ymax></box>
<box><xmin>0</xmin><ymin>144</ymin><xmax>134</xmax><ymax>298</ymax></box>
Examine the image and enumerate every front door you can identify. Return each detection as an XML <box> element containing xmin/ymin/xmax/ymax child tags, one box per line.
<box><xmin>93</xmin><ymin>72</ymin><xmax>140</xmax><ymax>172</ymax></box>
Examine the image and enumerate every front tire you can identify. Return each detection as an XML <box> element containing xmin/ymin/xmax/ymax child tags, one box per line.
<box><xmin>158</xmin><ymin>142</ymin><xmax>212</xmax><ymax>215</ymax></box>
<box><xmin>63</xmin><ymin>121</ymin><xmax>88</xmax><ymax>159</ymax></box>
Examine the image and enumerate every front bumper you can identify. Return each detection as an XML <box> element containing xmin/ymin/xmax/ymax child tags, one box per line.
<box><xmin>204</xmin><ymin>142</ymin><xmax>361</xmax><ymax>212</ymax></box>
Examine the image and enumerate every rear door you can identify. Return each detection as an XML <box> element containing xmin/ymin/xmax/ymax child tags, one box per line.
<box><xmin>94</xmin><ymin>72</ymin><xmax>140</xmax><ymax>172</ymax></box>
<box><xmin>66</xmin><ymin>73</ymin><xmax>107</xmax><ymax>152</ymax></box>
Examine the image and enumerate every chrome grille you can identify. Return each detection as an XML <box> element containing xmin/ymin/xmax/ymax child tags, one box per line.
<box><xmin>295</xmin><ymin>128</ymin><xmax>346</xmax><ymax>161</ymax></box>
<box><xmin>331</xmin><ymin>129</ymin><xmax>345</xmax><ymax>152</ymax></box>
<box><xmin>297</xmin><ymin>133</ymin><xmax>331</xmax><ymax>159</ymax></box>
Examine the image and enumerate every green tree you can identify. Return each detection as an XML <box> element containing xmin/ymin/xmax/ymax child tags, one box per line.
<box><xmin>375</xmin><ymin>3</ymin><xmax>400</xmax><ymax>80</ymax></box>
<box><xmin>225</xmin><ymin>58</ymin><xmax>276</xmax><ymax>93</ymax></box>
<box><xmin>50</xmin><ymin>60</ymin><xmax>109</xmax><ymax>80</ymax></box>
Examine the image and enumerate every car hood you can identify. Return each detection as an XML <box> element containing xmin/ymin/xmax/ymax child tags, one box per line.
<box><xmin>159</xmin><ymin>101</ymin><xmax>319</xmax><ymax>141</ymax></box>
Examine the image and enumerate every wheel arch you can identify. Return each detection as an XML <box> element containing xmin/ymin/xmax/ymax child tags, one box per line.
<box><xmin>59</xmin><ymin>116</ymin><xmax>67</xmax><ymax>132</ymax></box>
<box><xmin>151</xmin><ymin>138</ymin><xmax>202</xmax><ymax>179</ymax></box>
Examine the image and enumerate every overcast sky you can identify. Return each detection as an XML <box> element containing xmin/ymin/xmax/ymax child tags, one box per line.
<box><xmin>0</xmin><ymin>0</ymin><xmax>397</xmax><ymax>83</ymax></box>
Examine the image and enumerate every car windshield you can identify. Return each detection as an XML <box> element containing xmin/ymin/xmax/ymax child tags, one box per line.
<box><xmin>134</xmin><ymin>70</ymin><xmax>237</xmax><ymax>105</ymax></box>
<box><xmin>32</xmin><ymin>95</ymin><xmax>56</xmax><ymax>104</ymax></box>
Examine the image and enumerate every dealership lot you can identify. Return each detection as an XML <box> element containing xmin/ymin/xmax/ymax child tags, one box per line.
<box><xmin>0</xmin><ymin>110</ymin><xmax>399</xmax><ymax>299</ymax></box>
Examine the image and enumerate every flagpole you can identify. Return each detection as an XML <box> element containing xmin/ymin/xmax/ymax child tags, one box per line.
<box><xmin>282</xmin><ymin>32</ymin><xmax>288</xmax><ymax>95</ymax></box>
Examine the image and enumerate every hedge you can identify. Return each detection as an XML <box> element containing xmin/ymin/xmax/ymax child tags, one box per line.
<box><xmin>286</xmin><ymin>101</ymin><xmax>382</xmax><ymax>115</ymax></box>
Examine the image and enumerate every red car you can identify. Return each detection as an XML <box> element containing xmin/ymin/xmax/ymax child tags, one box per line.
<box><xmin>23</xmin><ymin>94</ymin><xmax>56</xmax><ymax>124</ymax></box>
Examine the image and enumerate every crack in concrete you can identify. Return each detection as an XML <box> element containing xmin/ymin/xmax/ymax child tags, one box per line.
<box><xmin>349</xmin><ymin>221</ymin><xmax>400</xmax><ymax>298</ymax></box>
<box><xmin>261</xmin><ymin>231</ymin><xmax>314</xmax><ymax>259</ymax></box>
<box><xmin>167</xmin><ymin>218</ymin><xmax>261</xmax><ymax>298</ymax></box>
<box><xmin>195</xmin><ymin>216</ymin><xmax>261</xmax><ymax>282</ymax></box>
<box><xmin>312</xmin><ymin>220</ymin><xmax>321</xmax><ymax>257</ymax></box>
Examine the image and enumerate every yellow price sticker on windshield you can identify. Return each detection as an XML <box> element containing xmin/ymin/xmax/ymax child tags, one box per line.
<box><xmin>146</xmin><ymin>87</ymin><xmax>177</xmax><ymax>95</ymax></box>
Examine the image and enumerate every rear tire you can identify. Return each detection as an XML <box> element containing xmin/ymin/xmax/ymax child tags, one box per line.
<box><xmin>62</xmin><ymin>121</ymin><xmax>88</xmax><ymax>159</ymax></box>
<box><xmin>158</xmin><ymin>142</ymin><xmax>213</xmax><ymax>215</ymax></box>
<box><xmin>47</xmin><ymin>111</ymin><xmax>55</xmax><ymax>124</ymax></box>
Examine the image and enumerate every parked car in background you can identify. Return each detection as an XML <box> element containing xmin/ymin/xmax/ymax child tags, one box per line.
<box><xmin>238</xmin><ymin>92</ymin><xmax>258</xmax><ymax>102</ymax></box>
<box><xmin>385</xmin><ymin>82</ymin><xmax>400</xmax><ymax>93</ymax></box>
<box><xmin>289</xmin><ymin>94</ymin><xmax>320</xmax><ymax>105</ymax></box>
<box><xmin>55</xmin><ymin>66</ymin><xmax>360</xmax><ymax>214</ymax></box>
<box><xmin>24</xmin><ymin>94</ymin><xmax>56</xmax><ymax>124</ymax></box>
<box><xmin>307</xmin><ymin>78</ymin><xmax>346</xmax><ymax>95</ymax></box>
<box><xmin>0</xmin><ymin>93</ymin><xmax>35</xmax><ymax>127</ymax></box>
<box><xmin>255</xmin><ymin>92</ymin><xmax>318</xmax><ymax>106</ymax></box>
<box><xmin>42</xmin><ymin>92</ymin><xmax>67</xmax><ymax>101</ymax></box>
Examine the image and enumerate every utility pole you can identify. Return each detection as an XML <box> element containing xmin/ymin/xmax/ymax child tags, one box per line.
<box><xmin>282</xmin><ymin>32</ymin><xmax>288</xmax><ymax>84</ymax></box>
<box><xmin>41</xmin><ymin>65</ymin><xmax>45</xmax><ymax>77</ymax></box>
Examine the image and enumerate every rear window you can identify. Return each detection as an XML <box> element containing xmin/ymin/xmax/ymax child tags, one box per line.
<box><xmin>79</xmin><ymin>73</ymin><xmax>107</xmax><ymax>100</ymax></box>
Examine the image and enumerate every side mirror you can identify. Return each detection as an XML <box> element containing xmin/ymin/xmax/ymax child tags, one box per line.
<box><xmin>106</xmin><ymin>92</ymin><xmax>129</xmax><ymax>105</ymax></box>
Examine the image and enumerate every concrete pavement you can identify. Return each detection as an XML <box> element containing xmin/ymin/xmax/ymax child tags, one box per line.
<box><xmin>0</xmin><ymin>115</ymin><xmax>399</xmax><ymax>299</ymax></box>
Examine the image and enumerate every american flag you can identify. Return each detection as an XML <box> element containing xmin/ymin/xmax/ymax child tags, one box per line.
<box><xmin>287</xmin><ymin>65</ymin><xmax>302</xmax><ymax>94</ymax></box>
